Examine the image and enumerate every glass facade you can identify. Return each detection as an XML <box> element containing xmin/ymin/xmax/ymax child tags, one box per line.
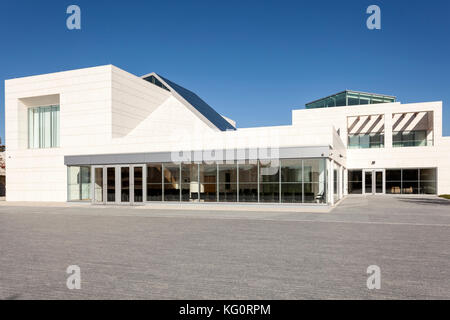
<box><xmin>385</xmin><ymin>168</ymin><xmax>436</xmax><ymax>195</ymax></box>
<box><xmin>306</xmin><ymin>91</ymin><xmax>395</xmax><ymax>109</ymax></box>
<box><xmin>74</xmin><ymin>159</ymin><xmax>328</xmax><ymax>204</ymax></box>
<box><xmin>28</xmin><ymin>105</ymin><xmax>60</xmax><ymax>148</ymax></box>
<box><xmin>348</xmin><ymin>133</ymin><xmax>384</xmax><ymax>149</ymax></box>
<box><xmin>67</xmin><ymin>166</ymin><xmax>91</xmax><ymax>201</ymax></box>
<box><xmin>393</xmin><ymin>130</ymin><xmax>428</xmax><ymax>147</ymax></box>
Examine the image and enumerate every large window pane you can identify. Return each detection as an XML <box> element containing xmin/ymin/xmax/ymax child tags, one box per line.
<box><xmin>259</xmin><ymin>183</ymin><xmax>279</xmax><ymax>203</ymax></box>
<box><xmin>281</xmin><ymin>159</ymin><xmax>302</xmax><ymax>182</ymax></box>
<box><xmin>147</xmin><ymin>164</ymin><xmax>162</xmax><ymax>183</ymax></box>
<box><xmin>94</xmin><ymin>167</ymin><xmax>103</xmax><ymax>202</ymax></box>
<box><xmin>304</xmin><ymin>183</ymin><xmax>324</xmax><ymax>203</ymax></box>
<box><xmin>107</xmin><ymin>167</ymin><xmax>116</xmax><ymax>202</ymax></box>
<box><xmin>147</xmin><ymin>183</ymin><xmax>162</xmax><ymax>201</ymax></box>
<box><xmin>348</xmin><ymin>133</ymin><xmax>384</xmax><ymax>149</ymax></box>
<box><xmin>385</xmin><ymin>169</ymin><xmax>402</xmax><ymax>194</ymax></box>
<box><xmin>218</xmin><ymin>163</ymin><xmax>237</xmax><ymax>202</ymax></box>
<box><xmin>181</xmin><ymin>163</ymin><xmax>198</xmax><ymax>201</ymax></box>
<box><xmin>199</xmin><ymin>164</ymin><xmax>217</xmax><ymax>202</ymax></box>
<box><xmin>403</xmin><ymin>169</ymin><xmax>418</xmax><ymax>181</ymax></box>
<box><xmin>147</xmin><ymin>164</ymin><xmax>162</xmax><ymax>201</ymax></box>
<box><xmin>28</xmin><ymin>105</ymin><xmax>60</xmax><ymax>149</ymax></box>
<box><xmin>164</xmin><ymin>164</ymin><xmax>180</xmax><ymax>201</ymax></box>
<box><xmin>219</xmin><ymin>183</ymin><xmax>237</xmax><ymax>202</ymax></box>
<box><xmin>201</xmin><ymin>184</ymin><xmax>217</xmax><ymax>202</ymax></box>
<box><xmin>134</xmin><ymin>167</ymin><xmax>143</xmax><ymax>203</ymax></box>
<box><xmin>238</xmin><ymin>162</ymin><xmax>258</xmax><ymax>183</ymax></box>
<box><xmin>304</xmin><ymin>159</ymin><xmax>326</xmax><ymax>203</ymax></box>
<box><xmin>420</xmin><ymin>168</ymin><xmax>437</xmax><ymax>194</ymax></box>
<box><xmin>121</xmin><ymin>167</ymin><xmax>130</xmax><ymax>202</ymax></box>
<box><xmin>393</xmin><ymin>130</ymin><xmax>427</xmax><ymax>147</ymax></box>
<box><xmin>238</xmin><ymin>183</ymin><xmax>258</xmax><ymax>202</ymax></box>
<box><xmin>281</xmin><ymin>183</ymin><xmax>302</xmax><ymax>203</ymax></box>
<box><xmin>348</xmin><ymin>170</ymin><xmax>363</xmax><ymax>194</ymax></box>
<box><xmin>402</xmin><ymin>181</ymin><xmax>418</xmax><ymax>194</ymax></box>
<box><xmin>259</xmin><ymin>160</ymin><xmax>279</xmax><ymax>183</ymax></box>
<box><xmin>67</xmin><ymin>166</ymin><xmax>91</xmax><ymax>201</ymax></box>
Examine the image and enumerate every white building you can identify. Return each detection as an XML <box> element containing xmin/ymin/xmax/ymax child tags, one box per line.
<box><xmin>4</xmin><ymin>65</ymin><xmax>450</xmax><ymax>205</ymax></box>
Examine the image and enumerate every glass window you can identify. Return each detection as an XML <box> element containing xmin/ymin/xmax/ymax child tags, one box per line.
<box><xmin>347</xmin><ymin>93</ymin><xmax>360</xmax><ymax>106</ymax></box>
<box><xmin>281</xmin><ymin>159</ymin><xmax>302</xmax><ymax>183</ymax></box>
<box><xmin>303</xmin><ymin>159</ymin><xmax>326</xmax><ymax>203</ymax></box>
<box><xmin>419</xmin><ymin>168</ymin><xmax>437</xmax><ymax>194</ymax></box>
<box><xmin>121</xmin><ymin>167</ymin><xmax>130</xmax><ymax>202</ymax></box>
<box><xmin>348</xmin><ymin>135</ymin><xmax>359</xmax><ymax>149</ymax></box>
<box><xmin>164</xmin><ymin>164</ymin><xmax>180</xmax><ymax>201</ymax></box>
<box><xmin>259</xmin><ymin>183</ymin><xmax>279</xmax><ymax>203</ymax></box>
<box><xmin>348</xmin><ymin>133</ymin><xmax>384</xmax><ymax>149</ymax></box>
<box><xmin>281</xmin><ymin>183</ymin><xmax>302</xmax><ymax>203</ymax></box>
<box><xmin>348</xmin><ymin>170</ymin><xmax>363</xmax><ymax>194</ymax></box>
<box><xmin>403</xmin><ymin>169</ymin><xmax>418</xmax><ymax>181</ymax></box>
<box><xmin>199</xmin><ymin>164</ymin><xmax>217</xmax><ymax>202</ymax></box>
<box><xmin>239</xmin><ymin>183</ymin><xmax>258</xmax><ymax>202</ymax></box>
<box><xmin>94</xmin><ymin>167</ymin><xmax>103</xmax><ymax>202</ymax></box>
<box><xmin>402</xmin><ymin>169</ymin><xmax>419</xmax><ymax>194</ymax></box>
<box><xmin>259</xmin><ymin>160</ymin><xmax>279</xmax><ymax>183</ymax></box>
<box><xmin>181</xmin><ymin>163</ymin><xmax>198</xmax><ymax>201</ymax></box>
<box><xmin>147</xmin><ymin>164</ymin><xmax>162</xmax><ymax>201</ymax></box>
<box><xmin>28</xmin><ymin>105</ymin><xmax>60</xmax><ymax>149</ymax></box>
<box><xmin>107</xmin><ymin>167</ymin><xmax>116</xmax><ymax>202</ymax></box>
<box><xmin>385</xmin><ymin>169</ymin><xmax>401</xmax><ymax>194</ymax></box>
<box><xmin>335</xmin><ymin>93</ymin><xmax>346</xmax><ymax>107</ymax></box>
<box><xmin>392</xmin><ymin>130</ymin><xmax>428</xmax><ymax>147</ymax></box>
<box><xmin>67</xmin><ymin>166</ymin><xmax>91</xmax><ymax>201</ymax></box>
<box><xmin>218</xmin><ymin>163</ymin><xmax>237</xmax><ymax>202</ymax></box>
<box><xmin>385</xmin><ymin>168</ymin><xmax>436</xmax><ymax>195</ymax></box>
<box><xmin>238</xmin><ymin>162</ymin><xmax>258</xmax><ymax>183</ymax></box>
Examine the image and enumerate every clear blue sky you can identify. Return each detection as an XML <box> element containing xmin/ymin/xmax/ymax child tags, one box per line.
<box><xmin>1</xmin><ymin>0</ymin><xmax>449</xmax><ymax>143</ymax></box>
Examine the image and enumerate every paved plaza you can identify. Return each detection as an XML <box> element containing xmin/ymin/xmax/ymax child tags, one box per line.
<box><xmin>0</xmin><ymin>195</ymin><xmax>449</xmax><ymax>299</ymax></box>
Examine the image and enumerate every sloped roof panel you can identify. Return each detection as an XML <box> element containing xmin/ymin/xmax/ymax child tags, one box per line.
<box><xmin>157</xmin><ymin>75</ymin><xmax>236</xmax><ymax>131</ymax></box>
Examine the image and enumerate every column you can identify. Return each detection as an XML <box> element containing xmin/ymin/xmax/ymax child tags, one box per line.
<box><xmin>384</xmin><ymin>112</ymin><xmax>393</xmax><ymax>148</ymax></box>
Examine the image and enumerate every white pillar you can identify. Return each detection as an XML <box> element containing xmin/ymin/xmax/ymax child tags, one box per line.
<box><xmin>384</xmin><ymin>112</ymin><xmax>393</xmax><ymax>148</ymax></box>
<box><xmin>343</xmin><ymin>167</ymin><xmax>348</xmax><ymax>196</ymax></box>
<box><xmin>328</xmin><ymin>159</ymin><xmax>334</xmax><ymax>205</ymax></box>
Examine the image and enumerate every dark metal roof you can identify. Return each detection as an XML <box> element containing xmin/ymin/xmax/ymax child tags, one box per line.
<box><xmin>157</xmin><ymin>74</ymin><xmax>236</xmax><ymax>131</ymax></box>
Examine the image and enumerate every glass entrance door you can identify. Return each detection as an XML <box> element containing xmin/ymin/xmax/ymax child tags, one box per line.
<box><xmin>363</xmin><ymin>169</ymin><xmax>385</xmax><ymax>194</ymax></box>
<box><xmin>375</xmin><ymin>171</ymin><xmax>383</xmax><ymax>193</ymax></box>
<box><xmin>93</xmin><ymin>167</ymin><xmax>104</xmax><ymax>203</ymax></box>
<box><xmin>106</xmin><ymin>167</ymin><xmax>116</xmax><ymax>203</ymax></box>
<box><xmin>364</xmin><ymin>171</ymin><xmax>373</xmax><ymax>194</ymax></box>
<box><xmin>132</xmin><ymin>166</ymin><xmax>144</xmax><ymax>204</ymax></box>
<box><xmin>92</xmin><ymin>165</ymin><xmax>145</xmax><ymax>205</ymax></box>
<box><xmin>120</xmin><ymin>166</ymin><xmax>130</xmax><ymax>203</ymax></box>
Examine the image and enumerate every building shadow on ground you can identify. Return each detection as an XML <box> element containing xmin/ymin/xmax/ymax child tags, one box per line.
<box><xmin>1</xmin><ymin>294</ymin><xmax>21</xmax><ymax>300</ymax></box>
<box><xmin>396</xmin><ymin>197</ymin><xmax>450</xmax><ymax>206</ymax></box>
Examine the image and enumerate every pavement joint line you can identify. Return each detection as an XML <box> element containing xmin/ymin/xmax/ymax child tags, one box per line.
<box><xmin>1</xmin><ymin>209</ymin><xmax>450</xmax><ymax>227</ymax></box>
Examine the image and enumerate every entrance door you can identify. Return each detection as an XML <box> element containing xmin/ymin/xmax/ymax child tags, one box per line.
<box><xmin>92</xmin><ymin>165</ymin><xmax>145</xmax><ymax>205</ymax></box>
<box><xmin>93</xmin><ymin>167</ymin><xmax>104</xmax><ymax>203</ymax></box>
<box><xmin>106</xmin><ymin>167</ymin><xmax>117</xmax><ymax>203</ymax></box>
<box><xmin>132</xmin><ymin>165</ymin><xmax>144</xmax><ymax>204</ymax></box>
<box><xmin>120</xmin><ymin>166</ymin><xmax>130</xmax><ymax>203</ymax></box>
<box><xmin>363</xmin><ymin>169</ymin><xmax>385</xmax><ymax>195</ymax></box>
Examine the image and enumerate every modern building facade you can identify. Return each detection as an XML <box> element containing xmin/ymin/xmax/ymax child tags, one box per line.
<box><xmin>4</xmin><ymin>65</ymin><xmax>450</xmax><ymax>205</ymax></box>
